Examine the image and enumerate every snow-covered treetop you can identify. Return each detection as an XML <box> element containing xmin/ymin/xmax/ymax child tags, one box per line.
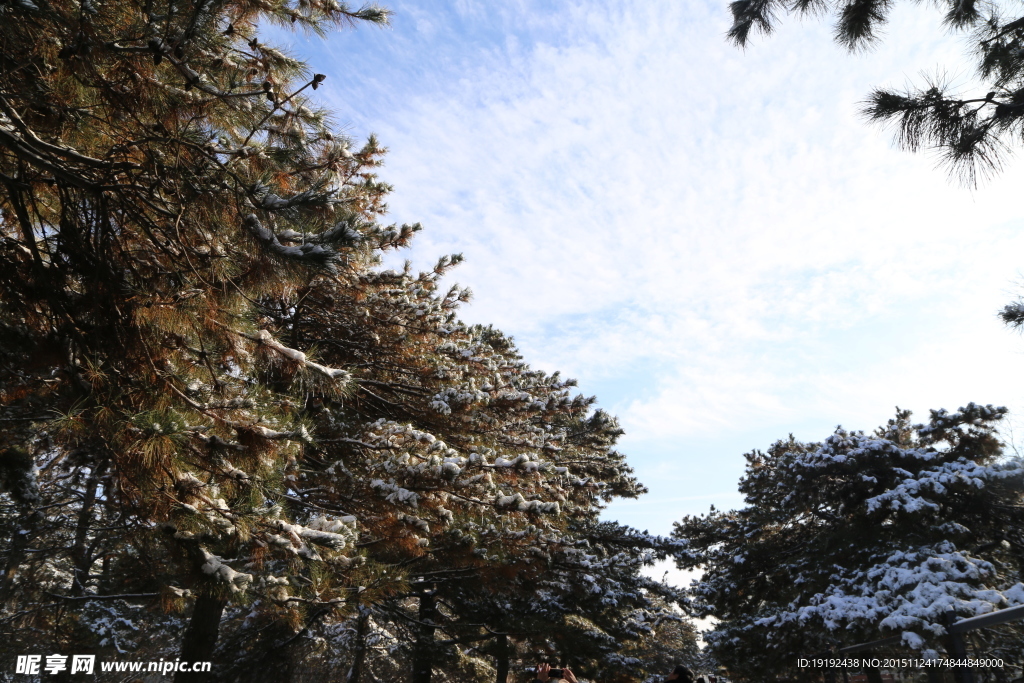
<box><xmin>675</xmin><ymin>406</ymin><xmax>1024</xmax><ymax>682</ymax></box>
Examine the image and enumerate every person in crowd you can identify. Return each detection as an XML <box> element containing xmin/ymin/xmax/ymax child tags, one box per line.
<box><xmin>532</xmin><ymin>663</ymin><xmax>578</xmax><ymax>683</ymax></box>
<box><xmin>667</xmin><ymin>665</ymin><xmax>695</xmax><ymax>683</ymax></box>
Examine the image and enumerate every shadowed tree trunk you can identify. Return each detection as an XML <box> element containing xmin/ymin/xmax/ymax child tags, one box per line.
<box><xmin>346</xmin><ymin>606</ymin><xmax>371</xmax><ymax>683</ymax></box>
<box><xmin>175</xmin><ymin>593</ymin><xmax>227</xmax><ymax>683</ymax></box>
<box><xmin>494</xmin><ymin>634</ymin><xmax>510</xmax><ymax>683</ymax></box>
<box><xmin>411</xmin><ymin>587</ymin><xmax>437</xmax><ymax>683</ymax></box>
<box><xmin>70</xmin><ymin>460</ymin><xmax>108</xmax><ymax>596</ymax></box>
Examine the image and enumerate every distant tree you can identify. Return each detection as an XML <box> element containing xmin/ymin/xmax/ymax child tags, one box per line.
<box><xmin>418</xmin><ymin>521</ymin><xmax>691</xmax><ymax>682</ymax></box>
<box><xmin>614</xmin><ymin>597</ymin><xmax>702</xmax><ymax>682</ymax></box>
<box><xmin>674</xmin><ymin>405</ymin><xmax>1024</xmax><ymax>683</ymax></box>
<box><xmin>727</xmin><ymin>0</ymin><xmax>1024</xmax><ymax>184</ymax></box>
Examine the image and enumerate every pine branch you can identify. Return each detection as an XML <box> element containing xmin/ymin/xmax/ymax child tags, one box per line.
<box><xmin>45</xmin><ymin>592</ymin><xmax>160</xmax><ymax>601</ymax></box>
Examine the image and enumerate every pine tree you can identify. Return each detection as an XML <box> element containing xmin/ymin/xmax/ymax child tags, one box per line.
<box><xmin>0</xmin><ymin>1</ymin><xmax>691</xmax><ymax>681</ymax></box>
<box><xmin>674</xmin><ymin>405</ymin><xmax>1024</xmax><ymax>682</ymax></box>
<box><xmin>615</xmin><ymin>602</ymin><xmax>702</xmax><ymax>679</ymax></box>
<box><xmin>223</xmin><ymin>266</ymin><xmax>684</xmax><ymax>680</ymax></box>
<box><xmin>727</xmin><ymin>0</ymin><xmax>1024</xmax><ymax>184</ymax></box>
<box><xmin>0</xmin><ymin>0</ymin><xmax>393</xmax><ymax>674</ymax></box>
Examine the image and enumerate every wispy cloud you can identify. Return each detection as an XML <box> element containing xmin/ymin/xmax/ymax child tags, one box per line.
<box><xmin>279</xmin><ymin>0</ymin><xmax>1024</xmax><ymax>533</ymax></box>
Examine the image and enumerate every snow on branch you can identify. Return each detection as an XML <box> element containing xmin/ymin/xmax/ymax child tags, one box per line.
<box><xmin>199</xmin><ymin>549</ymin><xmax>252</xmax><ymax>593</ymax></box>
<box><xmin>266</xmin><ymin>516</ymin><xmax>358</xmax><ymax>560</ymax></box>
<box><xmin>248</xmin><ymin>328</ymin><xmax>349</xmax><ymax>381</ymax></box>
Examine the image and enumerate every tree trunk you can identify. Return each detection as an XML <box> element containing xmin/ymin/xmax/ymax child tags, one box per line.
<box><xmin>175</xmin><ymin>593</ymin><xmax>227</xmax><ymax>683</ymax></box>
<box><xmin>70</xmin><ymin>461</ymin><xmax>107</xmax><ymax>596</ymax></box>
<box><xmin>345</xmin><ymin>606</ymin><xmax>370</xmax><ymax>683</ymax></box>
<box><xmin>493</xmin><ymin>634</ymin><xmax>510</xmax><ymax>683</ymax></box>
<box><xmin>410</xmin><ymin>589</ymin><xmax>437</xmax><ymax>683</ymax></box>
<box><xmin>944</xmin><ymin>609</ymin><xmax>976</xmax><ymax>683</ymax></box>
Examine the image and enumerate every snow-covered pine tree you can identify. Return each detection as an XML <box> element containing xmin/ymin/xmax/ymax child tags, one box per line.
<box><xmin>726</xmin><ymin>0</ymin><xmax>1024</xmax><ymax>184</ymax></box>
<box><xmin>674</xmin><ymin>405</ymin><xmax>1024</xmax><ymax>682</ymax></box>
<box><xmin>216</xmin><ymin>270</ymin><xmax>687</xmax><ymax>681</ymax></box>
<box><xmin>0</xmin><ymin>2</ymin><xmax>688</xmax><ymax>681</ymax></box>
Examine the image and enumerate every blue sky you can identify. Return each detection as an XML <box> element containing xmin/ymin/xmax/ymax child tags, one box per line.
<box><xmin>274</xmin><ymin>0</ymin><xmax>1024</xmax><ymax>538</ymax></box>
